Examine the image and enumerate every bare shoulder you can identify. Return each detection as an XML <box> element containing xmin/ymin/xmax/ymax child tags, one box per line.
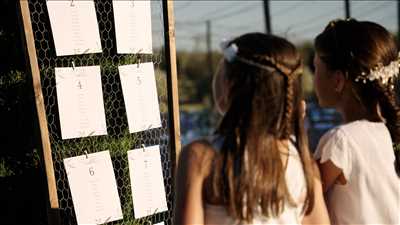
<box><xmin>179</xmin><ymin>139</ymin><xmax>217</xmax><ymax>178</ymax></box>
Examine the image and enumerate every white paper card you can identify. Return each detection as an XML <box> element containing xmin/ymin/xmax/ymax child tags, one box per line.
<box><xmin>128</xmin><ymin>145</ymin><xmax>168</xmax><ymax>218</ymax></box>
<box><xmin>113</xmin><ymin>0</ymin><xmax>153</xmax><ymax>54</ymax></box>
<box><xmin>46</xmin><ymin>0</ymin><xmax>102</xmax><ymax>56</ymax></box>
<box><xmin>55</xmin><ymin>66</ymin><xmax>107</xmax><ymax>139</ymax></box>
<box><xmin>64</xmin><ymin>151</ymin><xmax>123</xmax><ymax>225</ymax></box>
<box><xmin>118</xmin><ymin>63</ymin><xmax>161</xmax><ymax>133</ymax></box>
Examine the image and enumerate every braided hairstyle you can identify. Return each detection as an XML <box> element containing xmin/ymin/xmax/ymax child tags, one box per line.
<box><xmin>315</xmin><ymin>19</ymin><xmax>400</xmax><ymax>176</ymax></box>
<box><xmin>210</xmin><ymin>33</ymin><xmax>315</xmax><ymax>222</ymax></box>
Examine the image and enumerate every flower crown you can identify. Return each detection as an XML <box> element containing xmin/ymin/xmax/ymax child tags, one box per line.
<box><xmin>355</xmin><ymin>52</ymin><xmax>400</xmax><ymax>85</ymax></box>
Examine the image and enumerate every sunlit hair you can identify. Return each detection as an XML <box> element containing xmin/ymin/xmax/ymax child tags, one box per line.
<box><xmin>209</xmin><ymin>33</ymin><xmax>315</xmax><ymax>222</ymax></box>
<box><xmin>315</xmin><ymin>18</ymin><xmax>400</xmax><ymax>176</ymax></box>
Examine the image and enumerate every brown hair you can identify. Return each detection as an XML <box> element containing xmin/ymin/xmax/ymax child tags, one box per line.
<box><xmin>210</xmin><ymin>33</ymin><xmax>315</xmax><ymax>222</ymax></box>
<box><xmin>315</xmin><ymin>19</ymin><xmax>400</xmax><ymax>176</ymax></box>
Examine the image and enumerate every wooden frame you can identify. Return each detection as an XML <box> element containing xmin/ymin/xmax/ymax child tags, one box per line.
<box><xmin>19</xmin><ymin>0</ymin><xmax>180</xmax><ymax>223</ymax></box>
<box><xmin>162</xmin><ymin>0</ymin><xmax>181</xmax><ymax>169</ymax></box>
<box><xmin>19</xmin><ymin>0</ymin><xmax>59</xmax><ymax>209</ymax></box>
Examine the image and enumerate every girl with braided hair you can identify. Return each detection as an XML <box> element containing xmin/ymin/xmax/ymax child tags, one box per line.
<box><xmin>175</xmin><ymin>33</ymin><xmax>330</xmax><ymax>225</ymax></box>
<box><xmin>313</xmin><ymin>19</ymin><xmax>400</xmax><ymax>225</ymax></box>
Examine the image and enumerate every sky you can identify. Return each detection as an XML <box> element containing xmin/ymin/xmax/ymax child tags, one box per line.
<box><xmin>150</xmin><ymin>0</ymin><xmax>398</xmax><ymax>51</ymax></box>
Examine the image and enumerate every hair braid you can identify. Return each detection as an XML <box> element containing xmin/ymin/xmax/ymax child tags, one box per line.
<box><xmin>376</xmin><ymin>80</ymin><xmax>400</xmax><ymax>176</ymax></box>
<box><xmin>250</xmin><ymin>54</ymin><xmax>292</xmax><ymax>77</ymax></box>
<box><xmin>253</xmin><ymin>54</ymin><xmax>302</xmax><ymax>138</ymax></box>
<box><xmin>273</xmin><ymin>58</ymin><xmax>302</xmax><ymax>139</ymax></box>
<box><xmin>281</xmin><ymin>64</ymin><xmax>302</xmax><ymax>139</ymax></box>
<box><xmin>283</xmin><ymin>77</ymin><xmax>294</xmax><ymax>138</ymax></box>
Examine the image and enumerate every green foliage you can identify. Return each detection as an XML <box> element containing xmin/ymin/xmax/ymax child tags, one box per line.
<box><xmin>0</xmin><ymin>149</ymin><xmax>41</xmax><ymax>177</ymax></box>
<box><xmin>176</xmin><ymin>50</ymin><xmax>221</xmax><ymax>105</ymax></box>
<box><xmin>0</xmin><ymin>70</ymin><xmax>26</xmax><ymax>89</ymax></box>
<box><xmin>394</xmin><ymin>143</ymin><xmax>400</xmax><ymax>154</ymax></box>
<box><xmin>52</xmin><ymin>130</ymin><xmax>137</xmax><ymax>159</ymax></box>
<box><xmin>0</xmin><ymin>158</ymin><xmax>15</xmax><ymax>177</ymax></box>
<box><xmin>298</xmin><ymin>41</ymin><xmax>315</xmax><ymax>98</ymax></box>
<box><xmin>0</xmin><ymin>69</ymin><xmax>39</xmax><ymax>176</ymax></box>
<box><xmin>155</xmin><ymin>68</ymin><xmax>168</xmax><ymax>113</ymax></box>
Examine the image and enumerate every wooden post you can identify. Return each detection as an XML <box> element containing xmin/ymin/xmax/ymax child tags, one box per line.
<box><xmin>162</xmin><ymin>0</ymin><xmax>181</xmax><ymax>168</ymax></box>
<box><xmin>397</xmin><ymin>0</ymin><xmax>400</xmax><ymax>46</ymax></box>
<box><xmin>19</xmin><ymin>0</ymin><xmax>59</xmax><ymax>210</ymax></box>
<box><xmin>206</xmin><ymin>20</ymin><xmax>213</xmax><ymax>77</ymax></box>
<box><xmin>263</xmin><ymin>0</ymin><xmax>272</xmax><ymax>34</ymax></box>
<box><xmin>344</xmin><ymin>0</ymin><xmax>351</xmax><ymax>18</ymax></box>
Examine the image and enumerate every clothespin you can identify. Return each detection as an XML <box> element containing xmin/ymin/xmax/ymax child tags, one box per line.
<box><xmin>137</xmin><ymin>56</ymin><xmax>141</xmax><ymax>68</ymax></box>
<box><xmin>141</xmin><ymin>144</ymin><xmax>146</xmax><ymax>152</ymax></box>
<box><xmin>103</xmin><ymin>216</ymin><xmax>111</xmax><ymax>223</ymax></box>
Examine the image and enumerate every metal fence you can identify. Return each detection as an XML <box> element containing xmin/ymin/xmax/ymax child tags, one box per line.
<box><xmin>27</xmin><ymin>0</ymin><xmax>173</xmax><ymax>224</ymax></box>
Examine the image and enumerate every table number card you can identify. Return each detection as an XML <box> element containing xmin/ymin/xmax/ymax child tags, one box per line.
<box><xmin>127</xmin><ymin>145</ymin><xmax>168</xmax><ymax>218</ymax></box>
<box><xmin>112</xmin><ymin>0</ymin><xmax>153</xmax><ymax>54</ymax></box>
<box><xmin>118</xmin><ymin>63</ymin><xmax>162</xmax><ymax>133</ymax></box>
<box><xmin>46</xmin><ymin>0</ymin><xmax>102</xmax><ymax>56</ymax></box>
<box><xmin>55</xmin><ymin>66</ymin><xmax>107</xmax><ymax>139</ymax></box>
<box><xmin>64</xmin><ymin>151</ymin><xmax>123</xmax><ymax>224</ymax></box>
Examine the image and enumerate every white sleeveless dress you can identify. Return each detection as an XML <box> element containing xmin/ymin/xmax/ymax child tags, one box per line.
<box><xmin>204</xmin><ymin>138</ymin><xmax>307</xmax><ymax>225</ymax></box>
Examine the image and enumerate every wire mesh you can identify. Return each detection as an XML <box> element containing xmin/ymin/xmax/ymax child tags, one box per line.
<box><xmin>27</xmin><ymin>0</ymin><xmax>173</xmax><ymax>224</ymax></box>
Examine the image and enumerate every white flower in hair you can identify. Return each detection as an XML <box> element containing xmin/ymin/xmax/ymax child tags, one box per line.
<box><xmin>219</xmin><ymin>39</ymin><xmax>282</xmax><ymax>73</ymax></box>
<box><xmin>355</xmin><ymin>52</ymin><xmax>400</xmax><ymax>85</ymax></box>
<box><xmin>220</xmin><ymin>39</ymin><xmax>238</xmax><ymax>62</ymax></box>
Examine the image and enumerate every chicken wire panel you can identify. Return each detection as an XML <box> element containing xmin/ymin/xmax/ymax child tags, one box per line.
<box><xmin>27</xmin><ymin>0</ymin><xmax>173</xmax><ymax>224</ymax></box>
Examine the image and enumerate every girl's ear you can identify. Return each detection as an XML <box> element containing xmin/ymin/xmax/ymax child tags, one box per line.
<box><xmin>333</xmin><ymin>70</ymin><xmax>346</xmax><ymax>93</ymax></box>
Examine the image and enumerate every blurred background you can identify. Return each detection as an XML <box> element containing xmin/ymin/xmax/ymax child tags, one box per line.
<box><xmin>171</xmin><ymin>0</ymin><xmax>399</xmax><ymax>149</ymax></box>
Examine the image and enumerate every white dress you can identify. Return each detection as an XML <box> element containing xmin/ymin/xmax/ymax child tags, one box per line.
<box><xmin>315</xmin><ymin>120</ymin><xmax>400</xmax><ymax>225</ymax></box>
<box><xmin>204</xmin><ymin>139</ymin><xmax>307</xmax><ymax>225</ymax></box>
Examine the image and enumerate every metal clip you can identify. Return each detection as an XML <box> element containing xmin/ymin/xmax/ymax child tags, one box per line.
<box><xmin>84</xmin><ymin>150</ymin><xmax>88</xmax><ymax>159</ymax></box>
<box><xmin>72</xmin><ymin>61</ymin><xmax>76</xmax><ymax>70</ymax></box>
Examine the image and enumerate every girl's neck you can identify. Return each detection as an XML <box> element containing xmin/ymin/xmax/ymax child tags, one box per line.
<box><xmin>337</xmin><ymin>93</ymin><xmax>382</xmax><ymax>124</ymax></box>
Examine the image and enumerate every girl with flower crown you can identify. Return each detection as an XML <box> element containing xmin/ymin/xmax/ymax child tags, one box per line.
<box><xmin>313</xmin><ymin>19</ymin><xmax>400</xmax><ymax>225</ymax></box>
<box><xmin>174</xmin><ymin>33</ymin><xmax>330</xmax><ymax>225</ymax></box>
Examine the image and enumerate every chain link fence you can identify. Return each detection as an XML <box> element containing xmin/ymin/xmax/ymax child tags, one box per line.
<box><xmin>27</xmin><ymin>0</ymin><xmax>173</xmax><ymax>224</ymax></box>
